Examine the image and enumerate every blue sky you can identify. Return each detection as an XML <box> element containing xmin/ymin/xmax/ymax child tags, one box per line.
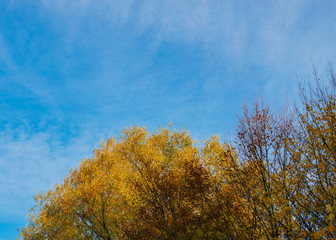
<box><xmin>1</xmin><ymin>0</ymin><xmax>336</xmax><ymax>238</ymax></box>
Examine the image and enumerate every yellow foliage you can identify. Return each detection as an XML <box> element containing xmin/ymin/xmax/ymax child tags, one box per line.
<box><xmin>21</xmin><ymin>126</ymin><xmax>249</xmax><ymax>239</ymax></box>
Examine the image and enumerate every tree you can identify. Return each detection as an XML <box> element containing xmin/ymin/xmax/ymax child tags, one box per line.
<box><xmin>229</xmin><ymin>65</ymin><xmax>336</xmax><ymax>239</ymax></box>
<box><xmin>287</xmin><ymin>66</ymin><xmax>336</xmax><ymax>239</ymax></box>
<box><xmin>21</xmin><ymin>126</ymin><xmax>249</xmax><ymax>239</ymax></box>
<box><xmin>233</xmin><ymin>100</ymin><xmax>296</xmax><ymax>239</ymax></box>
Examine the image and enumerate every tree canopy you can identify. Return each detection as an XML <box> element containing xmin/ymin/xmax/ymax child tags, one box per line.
<box><xmin>21</xmin><ymin>68</ymin><xmax>336</xmax><ymax>239</ymax></box>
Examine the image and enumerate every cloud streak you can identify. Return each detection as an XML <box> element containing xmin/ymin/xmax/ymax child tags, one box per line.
<box><xmin>0</xmin><ymin>120</ymin><xmax>104</xmax><ymax>222</ymax></box>
<box><xmin>37</xmin><ymin>0</ymin><xmax>336</xmax><ymax>66</ymax></box>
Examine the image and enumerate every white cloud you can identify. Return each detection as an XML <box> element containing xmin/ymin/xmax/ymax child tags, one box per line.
<box><xmin>0</xmin><ymin>122</ymin><xmax>102</xmax><ymax>221</ymax></box>
<box><xmin>35</xmin><ymin>0</ymin><xmax>336</xmax><ymax>71</ymax></box>
<box><xmin>2</xmin><ymin>0</ymin><xmax>333</xmax><ymax>108</ymax></box>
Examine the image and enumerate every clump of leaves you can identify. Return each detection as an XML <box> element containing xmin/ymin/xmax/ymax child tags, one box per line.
<box><xmin>21</xmin><ymin>126</ymin><xmax>247</xmax><ymax>239</ymax></box>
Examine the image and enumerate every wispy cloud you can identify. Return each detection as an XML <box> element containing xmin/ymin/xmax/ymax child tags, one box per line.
<box><xmin>29</xmin><ymin>0</ymin><xmax>336</xmax><ymax>105</ymax></box>
<box><xmin>37</xmin><ymin>0</ymin><xmax>336</xmax><ymax>64</ymax></box>
<box><xmin>0</xmin><ymin>120</ymin><xmax>104</xmax><ymax>221</ymax></box>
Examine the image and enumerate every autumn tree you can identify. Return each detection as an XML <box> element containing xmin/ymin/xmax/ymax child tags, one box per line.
<box><xmin>230</xmin><ymin>66</ymin><xmax>336</xmax><ymax>239</ymax></box>
<box><xmin>287</xmin><ymin>66</ymin><xmax>336</xmax><ymax>239</ymax></box>
<box><xmin>232</xmin><ymin>100</ymin><xmax>297</xmax><ymax>239</ymax></box>
<box><xmin>21</xmin><ymin>126</ymin><xmax>249</xmax><ymax>240</ymax></box>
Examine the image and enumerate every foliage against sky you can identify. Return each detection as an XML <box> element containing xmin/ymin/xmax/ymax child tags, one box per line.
<box><xmin>1</xmin><ymin>0</ymin><xmax>336</xmax><ymax>239</ymax></box>
<box><xmin>21</xmin><ymin>72</ymin><xmax>336</xmax><ymax>239</ymax></box>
